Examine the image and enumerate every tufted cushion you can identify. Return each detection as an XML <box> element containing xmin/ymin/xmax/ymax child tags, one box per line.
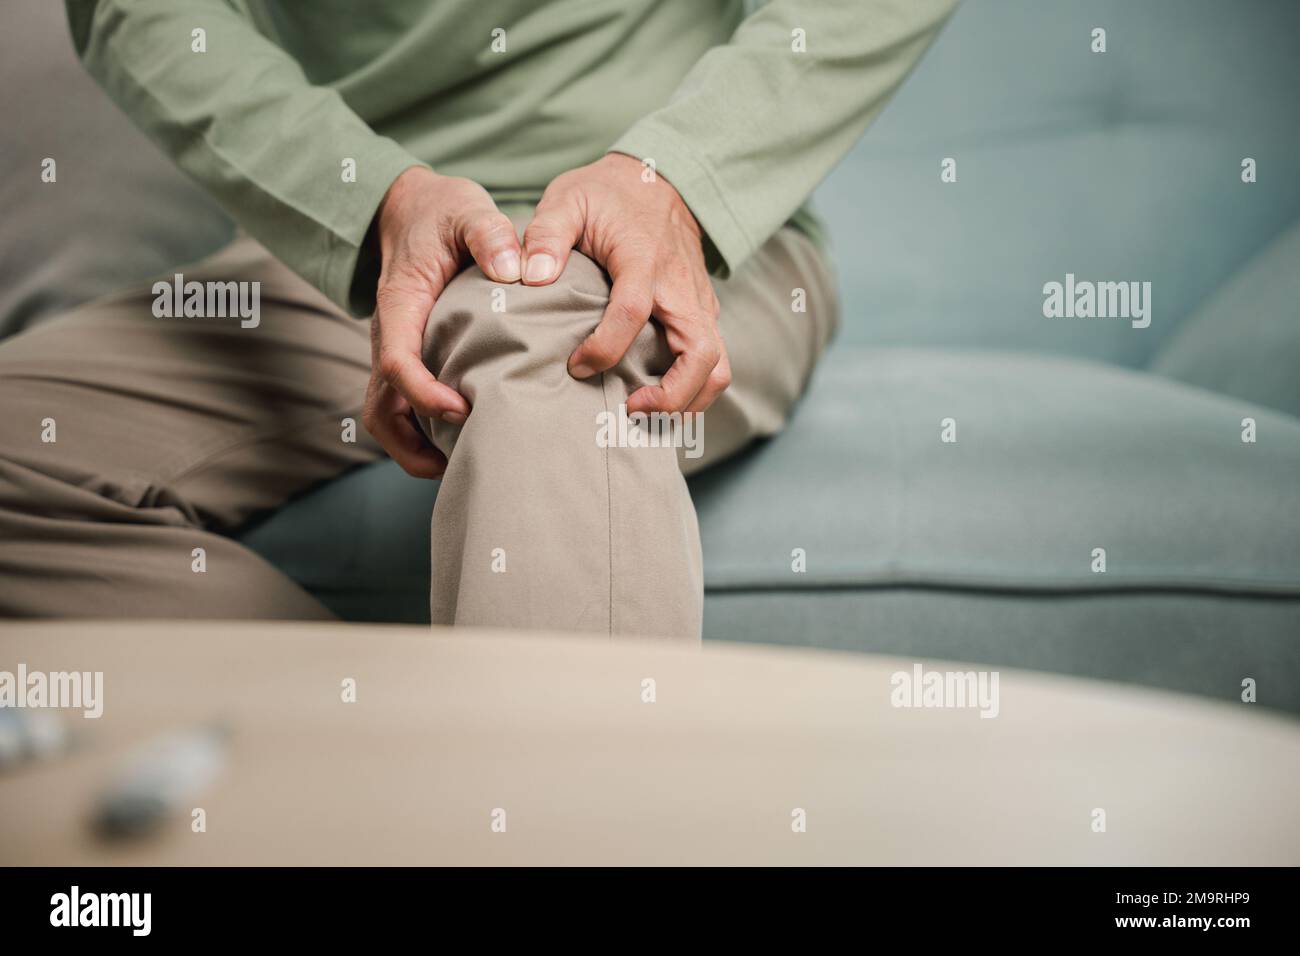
<box><xmin>812</xmin><ymin>0</ymin><xmax>1300</xmax><ymax>367</ymax></box>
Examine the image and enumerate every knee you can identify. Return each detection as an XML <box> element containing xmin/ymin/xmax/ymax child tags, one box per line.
<box><xmin>416</xmin><ymin>254</ymin><xmax>617</xmax><ymax>453</ymax></box>
<box><xmin>422</xmin><ymin>252</ymin><xmax>612</xmax><ymax>383</ymax></box>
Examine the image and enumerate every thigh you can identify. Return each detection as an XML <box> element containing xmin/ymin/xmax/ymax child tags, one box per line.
<box><xmin>688</xmin><ymin>226</ymin><xmax>839</xmax><ymax>474</ymax></box>
<box><xmin>0</xmin><ymin>237</ymin><xmax>380</xmax><ymax>531</ymax></box>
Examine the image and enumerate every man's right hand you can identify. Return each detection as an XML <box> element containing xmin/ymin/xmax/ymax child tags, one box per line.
<box><xmin>364</xmin><ymin>167</ymin><xmax>522</xmax><ymax>478</ymax></box>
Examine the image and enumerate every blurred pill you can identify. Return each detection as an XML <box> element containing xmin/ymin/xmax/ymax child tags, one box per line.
<box><xmin>0</xmin><ymin>709</ymin><xmax>69</xmax><ymax>771</ymax></box>
<box><xmin>0</xmin><ymin>711</ymin><xmax>22</xmax><ymax>768</ymax></box>
<box><xmin>93</xmin><ymin>723</ymin><xmax>229</xmax><ymax>839</ymax></box>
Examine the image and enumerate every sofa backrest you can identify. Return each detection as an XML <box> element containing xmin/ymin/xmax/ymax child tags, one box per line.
<box><xmin>815</xmin><ymin>0</ymin><xmax>1300</xmax><ymax>368</ymax></box>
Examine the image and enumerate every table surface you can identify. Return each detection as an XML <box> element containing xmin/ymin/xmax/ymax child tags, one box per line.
<box><xmin>0</xmin><ymin>621</ymin><xmax>1296</xmax><ymax>865</ymax></box>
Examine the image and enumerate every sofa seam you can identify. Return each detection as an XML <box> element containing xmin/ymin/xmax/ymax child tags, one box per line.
<box><xmin>701</xmin><ymin>580</ymin><xmax>1300</xmax><ymax>600</ymax></box>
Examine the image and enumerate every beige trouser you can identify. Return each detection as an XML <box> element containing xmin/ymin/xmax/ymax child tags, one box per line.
<box><xmin>0</xmin><ymin>222</ymin><xmax>836</xmax><ymax>639</ymax></box>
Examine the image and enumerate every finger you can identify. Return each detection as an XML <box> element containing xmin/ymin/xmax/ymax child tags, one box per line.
<box><xmin>364</xmin><ymin>386</ymin><xmax>448</xmax><ymax>479</ymax></box>
<box><xmin>567</xmin><ymin>268</ymin><xmax>655</xmax><ymax>378</ymax></box>
<box><xmin>685</xmin><ymin>348</ymin><xmax>732</xmax><ymax>414</ymax></box>
<box><xmin>521</xmin><ymin>191</ymin><xmax>583</xmax><ymax>286</ymax></box>
<box><xmin>381</xmin><ymin>414</ymin><xmax>448</xmax><ymax>480</ymax></box>
<box><xmin>626</xmin><ymin>329</ymin><xmax>721</xmax><ymax>415</ymax></box>
<box><xmin>373</xmin><ymin>288</ymin><xmax>470</xmax><ymax>423</ymax></box>
<box><xmin>377</xmin><ymin>345</ymin><xmax>469</xmax><ymax>424</ymax></box>
<box><xmin>458</xmin><ymin>209</ymin><xmax>521</xmax><ymax>283</ymax></box>
<box><xmin>684</xmin><ymin>277</ymin><xmax>726</xmax><ymax>412</ymax></box>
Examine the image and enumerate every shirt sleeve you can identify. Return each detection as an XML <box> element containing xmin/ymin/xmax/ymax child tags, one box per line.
<box><xmin>609</xmin><ymin>0</ymin><xmax>958</xmax><ymax>276</ymax></box>
<box><xmin>65</xmin><ymin>0</ymin><xmax>425</xmax><ymax>315</ymax></box>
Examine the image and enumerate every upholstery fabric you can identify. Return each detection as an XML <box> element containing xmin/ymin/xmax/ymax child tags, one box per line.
<box><xmin>814</xmin><ymin>0</ymin><xmax>1300</xmax><ymax>366</ymax></box>
<box><xmin>1151</xmin><ymin>219</ymin><xmax>1300</xmax><ymax>419</ymax></box>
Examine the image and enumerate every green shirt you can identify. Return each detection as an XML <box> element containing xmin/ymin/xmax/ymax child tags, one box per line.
<box><xmin>66</xmin><ymin>0</ymin><xmax>956</xmax><ymax>315</ymax></box>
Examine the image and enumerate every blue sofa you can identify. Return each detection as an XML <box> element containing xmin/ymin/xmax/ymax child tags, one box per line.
<box><xmin>243</xmin><ymin>0</ymin><xmax>1300</xmax><ymax>710</ymax></box>
<box><xmin>3</xmin><ymin>0</ymin><xmax>1297</xmax><ymax>710</ymax></box>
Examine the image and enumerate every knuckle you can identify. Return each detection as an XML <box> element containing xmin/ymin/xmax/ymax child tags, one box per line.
<box><xmin>642</xmin><ymin>387</ymin><xmax>672</xmax><ymax>412</ymax></box>
<box><xmin>615</xmin><ymin>291</ymin><xmax>652</xmax><ymax>324</ymax></box>
<box><xmin>463</xmin><ymin>220</ymin><xmax>492</xmax><ymax>248</ymax></box>
<box><xmin>523</xmin><ymin>222</ymin><xmax>565</xmax><ymax>250</ymax></box>
<box><xmin>696</xmin><ymin>339</ymin><xmax>722</xmax><ymax>367</ymax></box>
<box><xmin>472</xmin><ymin>215</ymin><xmax>513</xmax><ymax>246</ymax></box>
<box><xmin>663</xmin><ymin>387</ymin><xmax>689</xmax><ymax>411</ymax></box>
<box><xmin>658</xmin><ymin>294</ymin><xmax>712</xmax><ymax>330</ymax></box>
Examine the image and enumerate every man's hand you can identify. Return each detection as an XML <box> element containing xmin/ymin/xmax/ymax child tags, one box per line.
<box><xmin>521</xmin><ymin>153</ymin><xmax>730</xmax><ymax>414</ymax></box>
<box><xmin>365</xmin><ymin>167</ymin><xmax>522</xmax><ymax>478</ymax></box>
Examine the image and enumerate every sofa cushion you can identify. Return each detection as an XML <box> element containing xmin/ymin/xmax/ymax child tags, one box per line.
<box><xmin>697</xmin><ymin>347</ymin><xmax>1300</xmax><ymax>706</ymax></box>
<box><xmin>1150</xmin><ymin>218</ymin><xmax>1300</xmax><ymax>419</ymax></box>
<box><xmin>812</xmin><ymin>0</ymin><xmax>1300</xmax><ymax>367</ymax></box>
<box><xmin>0</xmin><ymin>0</ymin><xmax>232</xmax><ymax>337</ymax></box>
<box><xmin>241</xmin><ymin>459</ymin><xmax>437</xmax><ymax>625</ymax></box>
<box><xmin>691</xmin><ymin>348</ymin><xmax>1300</xmax><ymax>595</ymax></box>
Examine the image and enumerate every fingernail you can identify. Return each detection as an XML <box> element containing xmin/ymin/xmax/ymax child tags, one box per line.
<box><xmin>568</xmin><ymin>361</ymin><xmax>595</xmax><ymax>379</ymax></box>
<box><xmin>441</xmin><ymin>411</ymin><xmax>467</xmax><ymax>426</ymax></box>
<box><xmin>524</xmin><ymin>254</ymin><xmax>557</xmax><ymax>284</ymax></box>
<box><xmin>491</xmin><ymin>251</ymin><xmax>520</xmax><ymax>282</ymax></box>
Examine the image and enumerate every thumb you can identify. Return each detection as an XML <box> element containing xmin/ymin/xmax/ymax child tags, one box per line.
<box><xmin>456</xmin><ymin>207</ymin><xmax>522</xmax><ymax>283</ymax></box>
<box><xmin>521</xmin><ymin>191</ymin><xmax>583</xmax><ymax>286</ymax></box>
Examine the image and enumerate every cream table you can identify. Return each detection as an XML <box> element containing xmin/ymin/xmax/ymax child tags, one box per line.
<box><xmin>0</xmin><ymin>622</ymin><xmax>1295</xmax><ymax>865</ymax></box>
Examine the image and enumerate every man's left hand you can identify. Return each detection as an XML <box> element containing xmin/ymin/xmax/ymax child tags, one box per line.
<box><xmin>521</xmin><ymin>153</ymin><xmax>731</xmax><ymax>414</ymax></box>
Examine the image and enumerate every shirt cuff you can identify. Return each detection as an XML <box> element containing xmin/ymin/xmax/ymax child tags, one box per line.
<box><xmin>318</xmin><ymin>139</ymin><xmax>428</xmax><ymax>317</ymax></box>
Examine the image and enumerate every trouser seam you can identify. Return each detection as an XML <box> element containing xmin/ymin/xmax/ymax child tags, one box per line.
<box><xmin>600</xmin><ymin>370</ymin><xmax>613</xmax><ymax>638</ymax></box>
